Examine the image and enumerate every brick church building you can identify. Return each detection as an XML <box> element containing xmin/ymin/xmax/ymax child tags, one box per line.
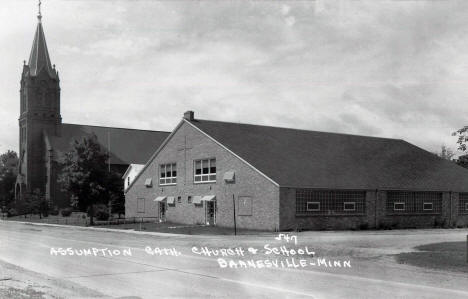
<box><xmin>16</xmin><ymin>9</ymin><xmax>169</xmax><ymax>207</ymax></box>
<box><xmin>125</xmin><ymin>111</ymin><xmax>468</xmax><ymax>231</ymax></box>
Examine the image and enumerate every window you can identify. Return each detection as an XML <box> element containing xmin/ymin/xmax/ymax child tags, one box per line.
<box><xmin>137</xmin><ymin>198</ymin><xmax>145</xmax><ymax>213</ymax></box>
<box><xmin>459</xmin><ymin>193</ymin><xmax>468</xmax><ymax>215</ymax></box>
<box><xmin>387</xmin><ymin>191</ymin><xmax>442</xmax><ymax>215</ymax></box>
<box><xmin>194</xmin><ymin>159</ymin><xmax>216</xmax><ymax>183</ymax></box>
<box><xmin>307</xmin><ymin>202</ymin><xmax>320</xmax><ymax>211</ymax></box>
<box><xmin>177</xmin><ymin>196</ymin><xmax>182</xmax><ymax>203</ymax></box>
<box><xmin>188</xmin><ymin>196</ymin><xmax>192</xmax><ymax>204</ymax></box>
<box><xmin>343</xmin><ymin>202</ymin><xmax>356</xmax><ymax>211</ymax></box>
<box><xmin>127</xmin><ymin>177</ymin><xmax>130</xmax><ymax>187</ymax></box>
<box><xmin>394</xmin><ymin>202</ymin><xmax>405</xmax><ymax>211</ymax></box>
<box><xmin>296</xmin><ymin>190</ymin><xmax>365</xmax><ymax>215</ymax></box>
<box><xmin>159</xmin><ymin>163</ymin><xmax>177</xmax><ymax>185</ymax></box>
<box><xmin>423</xmin><ymin>202</ymin><xmax>433</xmax><ymax>211</ymax></box>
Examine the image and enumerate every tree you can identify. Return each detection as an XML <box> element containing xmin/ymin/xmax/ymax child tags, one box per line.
<box><xmin>0</xmin><ymin>150</ymin><xmax>19</xmax><ymax>210</ymax></box>
<box><xmin>452</xmin><ymin>126</ymin><xmax>468</xmax><ymax>151</ymax></box>
<box><xmin>456</xmin><ymin>154</ymin><xmax>468</xmax><ymax>169</ymax></box>
<box><xmin>1</xmin><ymin>150</ymin><xmax>18</xmax><ymax>173</ymax></box>
<box><xmin>452</xmin><ymin>127</ymin><xmax>468</xmax><ymax>169</ymax></box>
<box><xmin>107</xmin><ymin>171</ymin><xmax>125</xmax><ymax>217</ymax></box>
<box><xmin>58</xmin><ymin>134</ymin><xmax>122</xmax><ymax>225</ymax></box>
<box><xmin>436</xmin><ymin>145</ymin><xmax>455</xmax><ymax>161</ymax></box>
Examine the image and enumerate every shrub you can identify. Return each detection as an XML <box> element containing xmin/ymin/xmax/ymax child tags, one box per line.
<box><xmin>7</xmin><ymin>208</ymin><xmax>18</xmax><ymax>217</ymax></box>
<box><xmin>50</xmin><ymin>207</ymin><xmax>59</xmax><ymax>216</ymax></box>
<box><xmin>359</xmin><ymin>223</ymin><xmax>369</xmax><ymax>230</ymax></box>
<box><xmin>61</xmin><ymin>208</ymin><xmax>72</xmax><ymax>217</ymax></box>
<box><xmin>95</xmin><ymin>209</ymin><xmax>109</xmax><ymax>221</ymax></box>
<box><xmin>88</xmin><ymin>204</ymin><xmax>109</xmax><ymax>221</ymax></box>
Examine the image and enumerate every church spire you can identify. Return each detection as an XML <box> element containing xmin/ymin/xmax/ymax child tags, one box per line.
<box><xmin>28</xmin><ymin>0</ymin><xmax>55</xmax><ymax>77</ymax></box>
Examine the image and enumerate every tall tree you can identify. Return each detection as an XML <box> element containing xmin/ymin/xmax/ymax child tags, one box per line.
<box><xmin>58</xmin><ymin>134</ymin><xmax>121</xmax><ymax>225</ymax></box>
<box><xmin>452</xmin><ymin>127</ymin><xmax>468</xmax><ymax>169</ymax></box>
<box><xmin>107</xmin><ymin>171</ymin><xmax>125</xmax><ymax>217</ymax></box>
<box><xmin>453</xmin><ymin>126</ymin><xmax>468</xmax><ymax>151</ymax></box>
<box><xmin>0</xmin><ymin>150</ymin><xmax>19</xmax><ymax>210</ymax></box>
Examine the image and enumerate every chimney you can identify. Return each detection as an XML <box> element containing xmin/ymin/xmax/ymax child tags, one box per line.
<box><xmin>183</xmin><ymin>111</ymin><xmax>194</xmax><ymax>121</ymax></box>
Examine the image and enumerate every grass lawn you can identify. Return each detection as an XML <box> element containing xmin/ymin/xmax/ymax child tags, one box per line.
<box><xmin>2</xmin><ymin>215</ymin><xmax>268</xmax><ymax>235</ymax></box>
<box><xmin>99</xmin><ymin>221</ymin><xmax>269</xmax><ymax>235</ymax></box>
<box><xmin>396</xmin><ymin>241</ymin><xmax>468</xmax><ymax>273</ymax></box>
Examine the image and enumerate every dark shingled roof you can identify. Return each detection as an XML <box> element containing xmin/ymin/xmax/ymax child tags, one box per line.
<box><xmin>189</xmin><ymin>119</ymin><xmax>468</xmax><ymax>192</ymax></box>
<box><xmin>28</xmin><ymin>20</ymin><xmax>55</xmax><ymax>78</ymax></box>
<box><xmin>49</xmin><ymin>123</ymin><xmax>170</xmax><ymax>165</ymax></box>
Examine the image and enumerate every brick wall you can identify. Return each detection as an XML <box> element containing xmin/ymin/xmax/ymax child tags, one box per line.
<box><xmin>125</xmin><ymin>121</ymin><xmax>280</xmax><ymax>231</ymax></box>
<box><xmin>279</xmin><ymin>188</ymin><xmax>377</xmax><ymax>230</ymax></box>
<box><xmin>279</xmin><ymin>188</ymin><xmax>468</xmax><ymax>230</ymax></box>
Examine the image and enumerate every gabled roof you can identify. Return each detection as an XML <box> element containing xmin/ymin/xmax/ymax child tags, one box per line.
<box><xmin>122</xmin><ymin>164</ymin><xmax>145</xmax><ymax>179</ymax></box>
<box><xmin>188</xmin><ymin>119</ymin><xmax>468</xmax><ymax>192</ymax></box>
<box><xmin>28</xmin><ymin>20</ymin><xmax>55</xmax><ymax>78</ymax></box>
<box><xmin>48</xmin><ymin>124</ymin><xmax>170</xmax><ymax>165</ymax></box>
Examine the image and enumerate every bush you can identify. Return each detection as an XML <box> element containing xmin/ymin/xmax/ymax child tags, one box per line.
<box><xmin>359</xmin><ymin>223</ymin><xmax>369</xmax><ymax>230</ymax></box>
<box><xmin>50</xmin><ymin>207</ymin><xmax>59</xmax><ymax>216</ymax></box>
<box><xmin>88</xmin><ymin>204</ymin><xmax>109</xmax><ymax>221</ymax></box>
<box><xmin>7</xmin><ymin>208</ymin><xmax>18</xmax><ymax>217</ymax></box>
<box><xmin>61</xmin><ymin>208</ymin><xmax>72</xmax><ymax>217</ymax></box>
<box><xmin>95</xmin><ymin>209</ymin><xmax>109</xmax><ymax>221</ymax></box>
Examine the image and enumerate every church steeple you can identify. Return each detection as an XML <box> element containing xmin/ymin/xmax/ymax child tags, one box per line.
<box><xmin>28</xmin><ymin>0</ymin><xmax>55</xmax><ymax>78</ymax></box>
<box><xmin>17</xmin><ymin>0</ymin><xmax>62</xmax><ymax>202</ymax></box>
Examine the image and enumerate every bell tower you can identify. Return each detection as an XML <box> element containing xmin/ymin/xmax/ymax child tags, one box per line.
<box><xmin>17</xmin><ymin>1</ymin><xmax>61</xmax><ymax>200</ymax></box>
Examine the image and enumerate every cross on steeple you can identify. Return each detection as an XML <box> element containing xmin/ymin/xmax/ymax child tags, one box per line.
<box><xmin>38</xmin><ymin>0</ymin><xmax>42</xmax><ymax>21</ymax></box>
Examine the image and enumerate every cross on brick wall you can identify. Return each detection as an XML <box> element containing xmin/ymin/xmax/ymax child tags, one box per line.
<box><xmin>177</xmin><ymin>136</ymin><xmax>193</xmax><ymax>184</ymax></box>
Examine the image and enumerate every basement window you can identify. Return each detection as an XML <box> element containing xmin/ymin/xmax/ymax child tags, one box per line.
<box><xmin>343</xmin><ymin>202</ymin><xmax>356</xmax><ymax>211</ymax></box>
<box><xmin>423</xmin><ymin>202</ymin><xmax>433</xmax><ymax>211</ymax></box>
<box><xmin>306</xmin><ymin>202</ymin><xmax>320</xmax><ymax>211</ymax></box>
<box><xmin>394</xmin><ymin>202</ymin><xmax>405</xmax><ymax>211</ymax></box>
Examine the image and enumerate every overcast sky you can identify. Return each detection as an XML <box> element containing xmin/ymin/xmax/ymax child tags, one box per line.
<box><xmin>1</xmin><ymin>0</ymin><xmax>468</xmax><ymax>155</ymax></box>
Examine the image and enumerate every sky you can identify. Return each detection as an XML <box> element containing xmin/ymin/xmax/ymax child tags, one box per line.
<box><xmin>1</xmin><ymin>0</ymin><xmax>468</xmax><ymax>156</ymax></box>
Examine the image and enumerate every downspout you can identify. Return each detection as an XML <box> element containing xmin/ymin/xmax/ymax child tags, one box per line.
<box><xmin>374</xmin><ymin>189</ymin><xmax>378</xmax><ymax>228</ymax></box>
<box><xmin>449</xmin><ymin>191</ymin><xmax>452</xmax><ymax>227</ymax></box>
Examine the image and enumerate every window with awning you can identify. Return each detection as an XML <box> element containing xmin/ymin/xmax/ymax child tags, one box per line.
<box><xmin>144</xmin><ymin>178</ymin><xmax>153</xmax><ymax>187</ymax></box>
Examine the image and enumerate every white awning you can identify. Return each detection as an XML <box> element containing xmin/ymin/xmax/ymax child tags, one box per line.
<box><xmin>201</xmin><ymin>195</ymin><xmax>216</xmax><ymax>202</ymax></box>
<box><xmin>144</xmin><ymin>178</ymin><xmax>153</xmax><ymax>187</ymax></box>
<box><xmin>154</xmin><ymin>196</ymin><xmax>167</xmax><ymax>202</ymax></box>
<box><xmin>193</xmin><ymin>196</ymin><xmax>203</xmax><ymax>204</ymax></box>
<box><xmin>223</xmin><ymin>171</ymin><xmax>235</xmax><ymax>182</ymax></box>
<box><xmin>167</xmin><ymin>196</ymin><xmax>175</xmax><ymax>204</ymax></box>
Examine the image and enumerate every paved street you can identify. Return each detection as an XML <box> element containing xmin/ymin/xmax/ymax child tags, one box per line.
<box><xmin>0</xmin><ymin>221</ymin><xmax>467</xmax><ymax>298</ymax></box>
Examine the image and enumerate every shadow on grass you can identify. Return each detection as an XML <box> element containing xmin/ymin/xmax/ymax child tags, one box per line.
<box><xmin>396</xmin><ymin>242</ymin><xmax>468</xmax><ymax>273</ymax></box>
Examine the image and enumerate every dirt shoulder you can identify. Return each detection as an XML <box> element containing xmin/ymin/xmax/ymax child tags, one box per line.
<box><xmin>0</xmin><ymin>259</ymin><xmax>106</xmax><ymax>299</ymax></box>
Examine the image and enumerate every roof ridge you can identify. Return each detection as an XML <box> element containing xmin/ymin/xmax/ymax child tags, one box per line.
<box><xmin>62</xmin><ymin>123</ymin><xmax>170</xmax><ymax>134</ymax></box>
<box><xmin>191</xmin><ymin>118</ymin><xmax>402</xmax><ymax>142</ymax></box>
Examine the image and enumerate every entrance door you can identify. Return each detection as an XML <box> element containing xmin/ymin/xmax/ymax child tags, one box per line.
<box><xmin>205</xmin><ymin>201</ymin><xmax>216</xmax><ymax>225</ymax></box>
<box><xmin>159</xmin><ymin>202</ymin><xmax>166</xmax><ymax>222</ymax></box>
